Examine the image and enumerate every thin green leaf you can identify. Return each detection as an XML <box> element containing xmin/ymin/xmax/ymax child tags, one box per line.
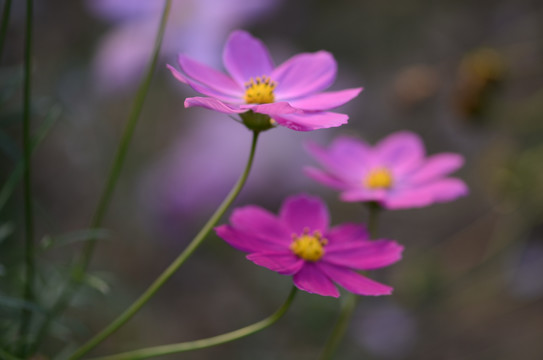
<box><xmin>40</xmin><ymin>228</ymin><xmax>110</xmax><ymax>251</ymax></box>
<box><xmin>83</xmin><ymin>273</ymin><xmax>110</xmax><ymax>295</ymax></box>
<box><xmin>0</xmin><ymin>294</ymin><xmax>44</xmax><ymax>314</ymax></box>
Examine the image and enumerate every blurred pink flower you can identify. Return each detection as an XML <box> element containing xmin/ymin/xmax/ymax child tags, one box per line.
<box><xmin>305</xmin><ymin>131</ymin><xmax>468</xmax><ymax>209</ymax></box>
<box><xmin>88</xmin><ymin>0</ymin><xmax>280</xmax><ymax>91</ymax></box>
<box><xmin>168</xmin><ymin>30</ymin><xmax>362</xmax><ymax>131</ymax></box>
<box><xmin>215</xmin><ymin>194</ymin><xmax>403</xmax><ymax>297</ymax></box>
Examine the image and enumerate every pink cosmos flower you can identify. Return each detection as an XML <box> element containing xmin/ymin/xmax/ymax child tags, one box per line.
<box><xmin>215</xmin><ymin>194</ymin><xmax>403</xmax><ymax>297</ymax></box>
<box><xmin>305</xmin><ymin>131</ymin><xmax>469</xmax><ymax>209</ymax></box>
<box><xmin>167</xmin><ymin>30</ymin><xmax>362</xmax><ymax>131</ymax></box>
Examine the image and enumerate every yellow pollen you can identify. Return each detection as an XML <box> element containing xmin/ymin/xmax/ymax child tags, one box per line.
<box><xmin>365</xmin><ymin>168</ymin><xmax>394</xmax><ymax>189</ymax></box>
<box><xmin>290</xmin><ymin>230</ymin><xmax>327</xmax><ymax>262</ymax></box>
<box><xmin>244</xmin><ymin>76</ymin><xmax>276</xmax><ymax>104</ymax></box>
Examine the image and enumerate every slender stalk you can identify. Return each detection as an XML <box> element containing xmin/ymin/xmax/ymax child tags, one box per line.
<box><xmin>27</xmin><ymin>1</ymin><xmax>172</xmax><ymax>353</ymax></box>
<box><xmin>87</xmin><ymin>287</ymin><xmax>297</xmax><ymax>360</ymax></box>
<box><xmin>18</xmin><ymin>0</ymin><xmax>34</xmax><ymax>354</ymax></box>
<box><xmin>367</xmin><ymin>201</ymin><xmax>381</xmax><ymax>239</ymax></box>
<box><xmin>319</xmin><ymin>203</ymin><xmax>381</xmax><ymax>360</ymax></box>
<box><xmin>69</xmin><ymin>130</ymin><xmax>261</xmax><ymax>360</ymax></box>
<box><xmin>0</xmin><ymin>0</ymin><xmax>12</xmax><ymax>60</ymax></box>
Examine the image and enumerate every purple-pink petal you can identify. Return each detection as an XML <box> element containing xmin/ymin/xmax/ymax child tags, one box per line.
<box><xmin>272</xmin><ymin>51</ymin><xmax>337</xmax><ymax>100</ymax></box>
<box><xmin>325</xmin><ymin>223</ymin><xmax>369</xmax><ymax>244</ymax></box>
<box><xmin>240</xmin><ymin>101</ymin><xmax>301</xmax><ymax>116</ymax></box>
<box><xmin>214</xmin><ymin>225</ymin><xmax>286</xmax><ymax>253</ymax></box>
<box><xmin>287</xmin><ymin>87</ymin><xmax>363</xmax><ymax>111</ymax></box>
<box><xmin>293</xmin><ymin>263</ymin><xmax>339</xmax><ymax>297</ymax></box>
<box><xmin>305</xmin><ymin>137</ymin><xmax>371</xmax><ymax>180</ymax></box>
<box><xmin>229</xmin><ymin>205</ymin><xmax>292</xmax><ymax>244</ymax></box>
<box><xmin>385</xmin><ymin>178</ymin><xmax>468</xmax><ymax>209</ymax></box>
<box><xmin>273</xmin><ymin>111</ymin><xmax>348</xmax><ymax>132</ymax></box>
<box><xmin>184</xmin><ymin>97</ymin><xmax>245</xmax><ymax>114</ymax></box>
<box><xmin>246</xmin><ymin>252</ymin><xmax>304</xmax><ymax>275</ymax></box>
<box><xmin>376</xmin><ymin>131</ymin><xmax>424</xmax><ymax>175</ymax></box>
<box><xmin>177</xmin><ymin>55</ymin><xmax>243</xmax><ymax>97</ymax></box>
<box><xmin>279</xmin><ymin>194</ymin><xmax>330</xmax><ymax>234</ymax></box>
<box><xmin>318</xmin><ymin>263</ymin><xmax>393</xmax><ymax>296</ymax></box>
<box><xmin>303</xmin><ymin>167</ymin><xmax>349</xmax><ymax>190</ymax></box>
<box><xmin>168</xmin><ymin>65</ymin><xmax>243</xmax><ymax>103</ymax></box>
<box><xmin>324</xmin><ymin>240</ymin><xmax>404</xmax><ymax>270</ymax></box>
<box><xmin>409</xmin><ymin>153</ymin><xmax>465</xmax><ymax>184</ymax></box>
<box><xmin>223</xmin><ymin>30</ymin><xmax>274</xmax><ymax>86</ymax></box>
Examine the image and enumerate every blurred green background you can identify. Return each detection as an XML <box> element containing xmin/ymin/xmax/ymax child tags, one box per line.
<box><xmin>1</xmin><ymin>0</ymin><xmax>543</xmax><ymax>359</ymax></box>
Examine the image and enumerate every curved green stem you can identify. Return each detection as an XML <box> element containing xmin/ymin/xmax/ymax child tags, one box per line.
<box><xmin>27</xmin><ymin>1</ymin><xmax>172</xmax><ymax>354</ymax></box>
<box><xmin>68</xmin><ymin>130</ymin><xmax>261</xmax><ymax>360</ymax></box>
<box><xmin>319</xmin><ymin>203</ymin><xmax>381</xmax><ymax>360</ymax></box>
<box><xmin>18</xmin><ymin>0</ymin><xmax>34</xmax><ymax>355</ymax></box>
<box><xmin>87</xmin><ymin>287</ymin><xmax>297</xmax><ymax>360</ymax></box>
<box><xmin>0</xmin><ymin>0</ymin><xmax>12</xmax><ymax>61</ymax></box>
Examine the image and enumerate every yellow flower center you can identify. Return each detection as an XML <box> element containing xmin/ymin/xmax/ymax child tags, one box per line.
<box><xmin>290</xmin><ymin>229</ymin><xmax>327</xmax><ymax>262</ymax></box>
<box><xmin>365</xmin><ymin>167</ymin><xmax>394</xmax><ymax>189</ymax></box>
<box><xmin>244</xmin><ymin>76</ymin><xmax>276</xmax><ymax>104</ymax></box>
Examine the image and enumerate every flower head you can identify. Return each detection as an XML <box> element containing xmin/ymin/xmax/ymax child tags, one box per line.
<box><xmin>215</xmin><ymin>194</ymin><xmax>403</xmax><ymax>297</ymax></box>
<box><xmin>305</xmin><ymin>131</ymin><xmax>469</xmax><ymax>209</ymax></box>
<box><xmin>168</xmin><ymin>30</ymin><xmax>362</xmax><ymax>131</ymax></box>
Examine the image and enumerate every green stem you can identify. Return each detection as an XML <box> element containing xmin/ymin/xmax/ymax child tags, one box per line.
<box><xmin>319</xmin><ymin>203</ymin><xmax>381</xmax><ymax>360</ymax></box>
<box><xmin>87</xmin><ymin>287</ymin><xmax>297</xmax><ymax>360</ymax></box>
<box><xmin>68</xmin><ymin>130</ymin><xmax>261</xmax><ymax>360</ymax></box>
<box><xmin>0</xmin><ymin>0</ymin><xmax>12</xmax><ymax>61</ymax></box>
<box><xmin>18</xmin><ymin>0</ymin><xmax>34</xmax><ymax>355</ymax></box>
<box><xmin>27</xmin><ymin>1</ymin><xmax>172</xmax><ymax>354</ymax></box>
<box><xmin>367</xmin><ymin>201</ymin><xmax>380</xmax><ymax>239</ymax></box>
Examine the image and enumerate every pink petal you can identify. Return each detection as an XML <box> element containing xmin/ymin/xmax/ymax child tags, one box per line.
<box><xmin>223</xmin><ymin>30</ymin><xmax>274</xmax><ymax>86</ymax></box>
<box><xmin>409</xmin><ymin>153</ymin><xmax>465</xmax><ymax>184</ymax></box>
<box><xmin>325</xmin><ymin>223</ymin><xmax>369</xmax><ymax>244</ymax></box>
<box><xmin>184</xmin><ymin>97</ymin><xmax>246</xmax><ymax>114</ymax></box>
<box><xmin>385</xmin><ymin>178</ymin><xmax>469</xmax><ymax>209</ymax></box>
<box><xmin>246</xmin><ymin>252</ymin><xmax>304</xmax><ymax>275</ymax></box>
<box><xmin>279</xmin><ymin>194</ymin><xmax>330</xmax><ymax>234</ymax></box>
<box><xmin>274</xmin><ymin>111</ymin><xmax>348</xmax><ymax>132</ymax></box>
<box><xmin>240</xmin><ymin>101</ymin><xmax>300</xmax><ymax>116</ymax></box>
<box><xmin>288</xmin><ymin>88</ymin><xmax>363</xmax><ymax>111</ymax></box>
<box><xmin>229</xmin><ymin>205</ymin><xmax>292</xmax><ymax>245</ymax></box>
<box><xmin>215</xmin><ymin>225</ymin><xmax>287</xmax><ymax>253</ymax></box>
<box><xmin>305</xmin><ymin>137</ymin><xmax>371</xmax><ymax>180</ymax></box>
<box><xmin>318</xmin><ymin>263</ymin><xmax>393</xmax><ymax>296</ymax></box>
<box><xmin>324</xmin><ymin>239</ymin><xmax>404</xmax><ymax>270</ymax></box>
<box><xmin>293</xmin><ymin>263</ymin><xmax>339</xmax><ymax>297</ymax></box>
<box><xmin>168</xmin><ymin>65</ymin><xmax>243</xmax><ymax>103</ymax></box>
<box><xmin>303</xmin><ymin>167</ymin><xmax>350</xmax><ymax>190</ymax></box>
<box><xmin>375</xmin><ymin>131</ymin><xmax>425</xmax><ymax>175</ymax></box>
<box><xmin>177</xmin><ymin>55</ymin><xmax>243</xmax><ymax>97</ymax></box>
<box><xmin>272</xmin><ymin>51</ymin><xmax>337</xmax><ymax>99</ymax></box>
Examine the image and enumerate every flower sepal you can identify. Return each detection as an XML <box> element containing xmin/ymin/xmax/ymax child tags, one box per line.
<box><xmin>240</xmin><ymin>110</ymin><xmax>276</xmax><ymax>132</ymax></box>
